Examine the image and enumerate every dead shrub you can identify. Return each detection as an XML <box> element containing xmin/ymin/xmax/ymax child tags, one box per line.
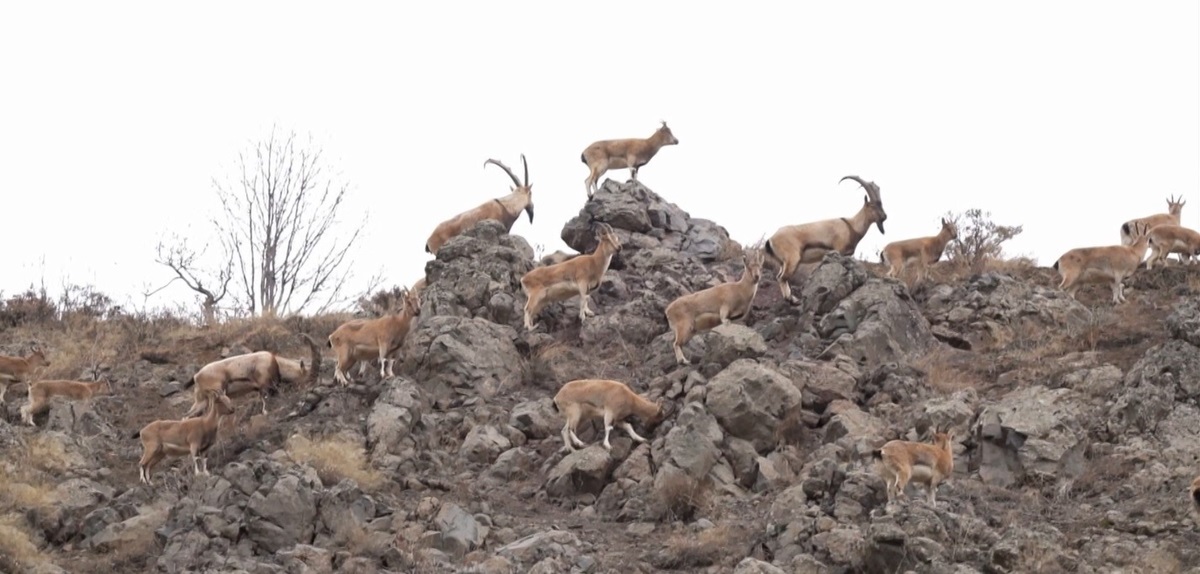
<box><xmin>285</xmin><ymin>434</ymin><xmax>384</xmax><ymax>490</ymax></box>
<box><xmin>943</xmin><ymin>208</ymin><xmax>1024</xmax><ymax>275</ymax></box>
<box><xmin>0</xmin><ymin>513</ymin><xmax>47</xmax><ymax>571</ymax></box>
<box><xmin>657</xmin><ymin>524</ymin><xmax>749</xmax><ymax>570</ymax></box>
<box><xmin>914</xmin><ymin>347</ymin><xmax>980</xmax><ymax>394</ymax></box>
<box><xmin>653</xmin><ymin>472</ymin><xmax>710</xmax><ymax>523</ymax></box>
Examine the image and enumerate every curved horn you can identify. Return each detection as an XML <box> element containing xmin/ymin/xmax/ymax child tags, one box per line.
<box><xmin>483</xmin><ymin>158</ymin><xmax>522</xmax><ymax>188</ymax></box>
<box><xmin>840</xmin><ymin>175</ymin><xmax>880</xmax><ymax>203</ymax></box>
<box><xmin>521</xmin><ymin>154</ymin><xmax>529</xmax><ymax>187</ymax></box>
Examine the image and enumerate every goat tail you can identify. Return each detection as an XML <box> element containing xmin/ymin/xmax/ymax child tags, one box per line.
<box><xmin>131</xmin><ymin>427</ymin><xmax>143</xmax><ymax>440</ymax></box>
<box><xmin>872</xmin><ymin>448</ymin><xmax>884</xmax><ymax>460</ymax></box>
<box><xmin>1192</xmin><ymin>486</ymin><xmax>1200</xmax><ymax>507</ymax></box>
<box><xmin>1052</xmin><ymin>259</ymin><xmax>1060</xmax><ymax>272</ymax></box>
<box><xmin>425</xmin><ymin>244</ymin><xmax>432</xmax><ymax>254</ymax></box>
<box><xmin>579</xmin><ymin>153</ymin><xmax>587</xmax><ymax>164</ymax></box>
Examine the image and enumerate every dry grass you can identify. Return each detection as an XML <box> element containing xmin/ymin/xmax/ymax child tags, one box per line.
<box><xmin>653</xmin><ymin>472</ymin><xmax>710</xmax><ymax>523</ymax></box>
<box><xmin>0</xmin><ymin>513</ymin><xmax>48</xmax><ymax>571</ymax></box>
<box><xmin>285</xmin><ymin>434</ymin><xmax>383</xmax><ymax>490</ymax></box>
<box><xmin>657</xmin><ymin>524</ymin><xmax>750</xmax><ymax>569</ymax></box>
<box><xmin>914</xmin><ymin>347</ymin><xmax>982</xmax><ymax>394</ymax></box>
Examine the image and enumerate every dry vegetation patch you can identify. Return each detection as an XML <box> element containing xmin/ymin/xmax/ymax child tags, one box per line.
<box><xmin>285</xmin><ymin>434</ymin><xmax>383</xmax><ymax>490</ymax></box>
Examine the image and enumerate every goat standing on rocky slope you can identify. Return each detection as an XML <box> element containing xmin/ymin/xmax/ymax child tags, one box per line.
<box><xmin>1145</xmin><ymin>224</ymin><xmax>1200</xmax><ymax>269</ymax></box>
<box><xmin>328</xmin><ymin>288</ymin><xmax>421</xmax><ymax>386</ymax></box>
<box><xmin>664</xmin><ymin>248</ymin><xmax>764</xmax><ymax>365</ymax></box>
<box><xmin>1053</xmin><ymin>227</ymin><xmax>1150</xmax><ymax>304</ymax></box>
<box><xmin>880</xmin><ymin>217</ymin><xmax>958</xmax><ymax>282</ymax></box>
<box><xmin>520</xmin><ymin>223</ymin><xmax>622</xmax><ymax>331</ymax></box>
<box><xmin>764</xmin><ymin>175</ymin><xmax>887</xmax><ymax>304</ymax></box>
<box><xmin>0</xmin><ymin>346</ymin><xmax>49</xmax><ymax>404</ymax></box>
<box><xmin>20</xmin><ymin>379</ymin><xmax>113</xmax><ymax>426</ymax></box>
<box><xmin>184</xmin><ymin>350</ymin><xmax>282</xmax><ymax>418</ymax></box>
<box><xmin>425</xmin><ymin>156</ymin><xmax>534</xmax><ymax>255</ymax></box>
<box><xmin>1121</xmin><ymin>195</ymin><xmax>1185</xmax><ymax>247</ymax></box>
<box><xmin>581</xmin><ymin>121</ymin><xmax>679</xmax><ymax>198</ymax></box>
<box><xmin>874</xmin><ymin>428</ymin><xmax>954</xmax><ymax>505</ymax></box>
<box><xmin>553</xmin><ymin>379</ymin><xmax>667</xmax><ymax>452</ymax></box>
<box><xmin>135</xmin><ymin>392</ymin><xmax>235</xmax><ymax>485</ymax></box>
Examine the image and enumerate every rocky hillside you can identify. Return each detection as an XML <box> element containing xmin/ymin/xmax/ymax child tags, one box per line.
<box><xmin>3</xmin><ymin>178</ymin><xmax>1200</xmax><ymax>573</ymax></box>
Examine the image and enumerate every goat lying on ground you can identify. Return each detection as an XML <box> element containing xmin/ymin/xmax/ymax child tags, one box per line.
<box><xmin>520</xmin><ymin>223</ymin><xmax>622</xmax><ymax>330</ymax></box>
<box><xmin>0</xmin><ymin>346</ymin><xmax>49</xmax><ymax>404</ymax></box>
<box><xmin>184</xmin><ymin>350</ymin><xmax>282</xmax><ymax>418</ymax></box>
<box><xmin>20</xmin><ymin>379</ymin><xmax>114</xmax><ymax>426</ymax></box>
<box><xmin>1053</xmin><ymin>227</ymin><xmax>1150</xmax><ymax>304</ymax></box>
<box><xmin>880</xmin><ymin>217</ymin><xmax>958</xmax><ymax>282</ymax></box>
<box><xmin>581</xmin><ymin>121</ymin><xmax>679</xmax><ymax>198</ymax></box>
<box><xmin>1145</xmin><ymin>224</ymin><xmax>1200</xmax><ymax>269</ymax></box>
<box><xmin>135</xmin><ymin>392</ymin><xmax>235</xmax><ymax>485</ymax></box>
<box><xmin>1121</xmin><ymin>194</ymin><xmax>1185</xmax><ymax>247</ymax></box>
<box><xmin>874</xmin><ymin>428</ymin><xmax>955</xmax><ymax>505</ymax></box>
<box><xmin>426</xmin><ymin>156</ymin><xmax>534</xmax><ymax>254</ymax></box>
<box><xmin>764</xmin><ymin>175</ymin><xmax>887</xmax><ymax>304</ymax></box>
<box><xmin>553</xmin><ymin>378</ymin><xmax>667</xmax><ymax>452</ymax></box>
<box><xmin>664</xmin><ymin>248</ymin><xmax>764</xmax><ymax>365</ymax></box>
<box><xmin>328</xmin><ymin>288</ymin><xmax>421</xmax><ymax>386</ymax></box>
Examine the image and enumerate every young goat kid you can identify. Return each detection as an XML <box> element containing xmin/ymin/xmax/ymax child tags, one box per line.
<box><xmin>328</xmin><ymin>288</ymin><xmax>421</xmax><ymax>386</ymax></box>
<box><xmin>874</xmin><ymin>428</ymin><xmax>955</xmax><ymax>506</ymax></box>
<box><xmin>521</xmin><ymin>223</ymin><xmax>622</xmax><ymax>331</ymax></box>
<box><xmin>764</xmin><ymin>176</ymin><xmax>887</xmax><ymax>304</ymax></box>
<box><xmin>20</xmin><ymin>379</ymin><xmax>114</xmax><ymax>426</ymax></box>
<box><xmin>135</xmin><ymin>392</ymin><xmax>235</xmax><ymax>485</ymax></box>
<box><xmin>1053</xmin><ymin>226</ymin><xmax>1150</xmax><ymax>304</ymax></box>
<box><xmin>425</xmin><ymin>156</ymin><xmax>534</xmax><ymax>255</ymax></box>
<box><xmin>880</xmin><ymin>217</ymin><xmax>958</xmax><ymax>282</ymax></box>
<box><xmin>665</xmin><ymin>249</ymin><xmax>764</xmax><ymax>365</ymax></box>
<box><xmin>553</xmin><ymin>379</ymin><xmax>667</xmax><ymax>452</ymax></box>
<box><xmin>581</xmin><ymin>121</ymin><xmax>679</xmax><ymax>198</ymax></box>
<box><xmin>0</xmin><ymin>346</ymin><xmax>49</xmax><ymax>404</ymax></box>
<box><xmin>1120</xmin><ymin>195</ymin><xmax>1185</xmax><ymax>247</ymax></box>
<box><xmin>1145</xmin><ymin>224</ymin><xmax>1200</xmax><ymax>269</ymax></box>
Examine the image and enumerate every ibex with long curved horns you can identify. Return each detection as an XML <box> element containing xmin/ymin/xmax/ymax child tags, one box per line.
<box><xmin>763</xmin><ymin>175</ymin><xmax>887</xmax><ymax>303</ymax></box>
<box><xmin>426</xmin><ymin>155</ymin><xmax>535</xmax><ymax>254</ymax></box>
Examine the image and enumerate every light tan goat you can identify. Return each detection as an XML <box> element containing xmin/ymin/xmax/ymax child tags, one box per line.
<box><xmin>328</xmin><ymin>288</ymin><xmax>421</xmax><ymax>386</ymax></box>
<box><xmin>0</xmin><ymin>346</ymin><xmax>49</xmax><ymax>404</ymax></box>
<box><xmin>880</xmin><ymin>217</ymin><xmax>959</xmax><ymax>281</ymax></box>
<box><xmin>425</xmin><ymin>156</ymin><xmax>534</xmax><ymax>255</ymax></box>
<box><xmin>1121</xmin><ymin>195</ymin><xmax>1185</xmax><ymax>246</ymax></box>
<box><xmin>184</xmin><ymin>350</ymin><xmax>283</xmax><ymax>418</ymax></box>
<box><xmin>581</xmin><ymin>121</ymin><xmax>679</xmax><ymax>198</ymax></box>
<box><xmin>764</xmin><ymin>175</ymin><xmax>888</xmax><ymax>304</ymax></box>
<box><xmin>1053</xmin><ymin>227</ymin><xmax>1151</xmax><ymax>304</ymax></box>
<box><xmin>19</xmin><ymin>379</ymin><xmax>114</xmax><ymax>426</ymax></box>
<box><xmin>664</xmin><ymin>248</ymin><xmax>765</xmax><ymax>365</ymax></box>
<box><xmin>520</xmin><ymin>223</ymin><xmax>623</xmax><ymax>331</ymax></box>
<box><xmin>1145</xmin><ymin>224</ymin><xmax>1200</xmax><ymax>269</ymax></box>
<box><xmin>135</xmin><ymin>392</ymin><xmax>235</xmax><ymax>485</ymax></box>
<box><xmin>552</xmin><ymin>378</ymin><xmax>667</xmax><ymax>452</ymax></box>
<box><xmin>874</xmin><ymin>428</ymin><xmax>954</xmax><ymax>505</ymax></box>
<box><xmin>229</xmin><ymin>333</ymin><xmax>322</xmax><ymax>402</ymax></box>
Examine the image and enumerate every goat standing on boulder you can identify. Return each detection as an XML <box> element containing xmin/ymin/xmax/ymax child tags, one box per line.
<box><xmin>20</xmin><ymin>379</ymin><xmax>114</xmax><ymax>426</ymax></box>
<box><xmin>581</xmin><ymin>121</ymin><xmax>679</xmax><ymax>198</ymax></box>
<box><xmin>763</xmin><ymin>175</ymin><xmax>887</xmax><ymax>304</ymax></box>
<box><xmin>520</xmin><ymin>223</ymin><xmax>622</xmax><ymax>331</ymax></box>
<box><xmin>874</xmin><ymin>428</ymin><xmax>955</xmax><ymax>506</ymax></box>
<box><xmin>553</xmin><ymin>379</ymin><xmax>667</xmax><ymax>452</ymax></box>
<box><xmin>0</xmin><ymin>346</ymin><xmax>49</xmax><ymax>404</ymax></box>
<box><xmin>880</xmin><ymin>217</ymin><xmax>958</xmax><ymax>282</ymax></box>
<box><xmin>426</xmin><ymin>156</ymin><xmax>534</xmax><ymax>255</ymax></box>
<box><xmin>328</xmin><ymin>288</ymin><xmax>421</xmax><ymax>386</ymax></box>
<box><xmin>664</xmin><ymin>248</ymin><xmax>764</xmax><ymax>365</ymax></box>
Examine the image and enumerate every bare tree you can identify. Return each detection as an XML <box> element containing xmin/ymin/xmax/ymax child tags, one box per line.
<box><xmin>150</xmin><ymin>237</ymin><xmax>232</xmax><ymax>325</ymax></box>
<box><xmin>212</xmin><ymin>127</ymin><xmax>366</xmax><ymax>316</ymax></box>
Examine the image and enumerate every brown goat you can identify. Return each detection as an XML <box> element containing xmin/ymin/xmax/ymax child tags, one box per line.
<box><xmin>874</xmin><ymin>428</ymin><xmax>955</xmax><ymax>505</ymax></box>
<box><xmin>552</xmin><ymin>379</ymin><xmax>667</xmax><ymax>452</ymax></box>
<box><xmin>328</xmin><ymin>288</ymin><xmax>421</xmax><ymax>386</ymax></box>
<box><xmin>880</xmin><ymin>217</ymin><xmax>959</xmax><ymax>282</ymax></box>
<box><xmin>764</xmin><ymin>176</ymin><xmax>887</xmax><ymax>304</ymax></box>
<box><xmin>520</xmin><ymin>223</ymin><xmax>623</xmax><ymax>330</ymax></box>
<box><xmin>0</xmin><ymin>346</ymin><xmax>49</xmax><ymax>404</ymax></box>
<box><xmin>664</xmin><ymin>249</ymin><xmax>764</xmax><ymax>365</ymax></box>
<box><xmin>581</xmin><ymin>121</ymin><xmax>679</xmax><ymax>198</ymax></box>
<box><xmin>1053</xmin><ymin>228</ymin><xmax>1150</xmax><ymax>304</ymax></box>
<box><xmin>1145</xmin><ymin>224</ymin><xmax>1200</xmax><ymax>269</ymax></box>
<box><xmin>135</xmin><ymin>392</ymin><xmax>235</xmax><ymax>485</ymax></box>
<box><xmin>1121</xmin><ymin>195</ymin><xmax>1185</xmax><ymax>247</ymax></box>
<box><xmin>425</xmin><ymin>156</ymin><xmax>534</xmax><ymax>254</ymax></box>
<box><xmin>20</xmin><ymin>379</ymin><xmax>114</xmax><ymax>426</ymax></box>
<box><xmin>184</xmin><ymin>351</ymin><xmax>282</xmax><ymax>418</ymax></box>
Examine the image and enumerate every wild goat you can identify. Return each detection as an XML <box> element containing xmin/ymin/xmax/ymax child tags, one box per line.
<box><xmin>880</xmin><ymin>217</ymin><xmax>958</xmax><ymax>281</ymax></box>
<box><xmin>184</xmin><ymin>350</ymin><xmax>283</xmax><ymax>418</ymax></box>
<box><xmin>1053</xmin><ymin>227</ymin><xmax>1150</xmax><ymax>304</ymax></box>
<box><xmin>20</xmin><ymin>379</ymin><xmax>114</xmax><ymax>426</ymax></box>
<box><xmin>1121</xmin><ymin>195</ymin><xmax>1185</xmax><ymax>247</ymax></box>
<box><xmin>328</xmin><ymin>288</ymin><xmax>421</xmax><ymax>386</ymax></box>
<box><xmin>520</xmin><ymin>223</ymin><xmax>622</xmax><ymax>330</ymax></box>
<box><xmin>664</xmin><ymin>248</ymin><xmax>764</xmax><ymax>365</ymax></box>
<box><xmin>552</xmin><ymin>378</ymin><xmax>667</xmax><ymax>452</ymax></box>
<box><xmin>425</xmin><ymin>156</ymin><xmax>534</xmax><ymax>255</ymax></box>
<box><xmin>1145</xmin><ymin>224</ymin><xmax>1200</xmax><ymax>269</ymax></box>
<box><xmin>0</xmin><ymin>346</ymin><xmax>49</xmax><ymax>403</ymax></box>
<box><xmin>135</xmin><ymin>392</ymin><xmax>235</xmax><ymax>485</ymax></box>
<box><xmin>874</xmin><ymin>428</ymin><xmax>955</xmax><ymax>505</ymax></box>
<box><xmin>581</xmin><ymin>121</ymin><xmax>679</xmax><ymax>198</ymax></box>
<box><xmin>764</xmin><ymin>175</ymin><xmax>887</xmax><ymax>304</ymax></box>
<box><xmin>228</xmin><ymin>333</ymin><xmax>322</xmax><ymax>401</ymax></box>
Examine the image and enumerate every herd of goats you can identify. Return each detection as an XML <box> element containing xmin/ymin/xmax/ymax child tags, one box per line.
<box><xmin>1</xmin><ymin>121</ymin><xmax>1199</xmax><ymax>512</ymax></box>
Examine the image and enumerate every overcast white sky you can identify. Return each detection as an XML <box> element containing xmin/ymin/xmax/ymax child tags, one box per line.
<box><xmin>2</xmin><ymin>2</ymin><xmax>1197</xmax><ymax>315</ymax></box>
